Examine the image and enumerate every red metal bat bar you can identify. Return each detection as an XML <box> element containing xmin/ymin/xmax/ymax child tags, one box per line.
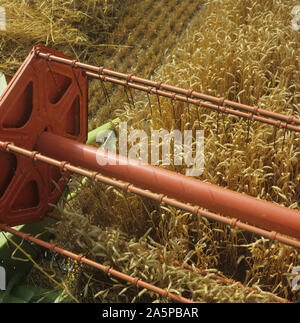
<box><xmin>36</xmin><ymin>49</ymin><xmax>300</xmax><ymax>132</ymax></box>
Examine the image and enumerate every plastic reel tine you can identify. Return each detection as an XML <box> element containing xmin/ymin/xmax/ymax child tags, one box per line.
<box><xmin>281</xmin><ymin>128</ymin><xmax>286</xmax><ymax>152</ymax></box>
<box><xmin>146</xmin><ymin>89</ymin><xmax>152</xmax><ymax>116</ymax></box>
<box><xmin>128</xmin><ymin>87</ymin><xmax>135</xmax><ymax>109</ymax></box>
<box><xmin>171</xmin><ymin>93</ymin><xmax>176</xmax><ymax>120</ymax></box>
<box><xmin>216</xmin><ymin>98</ymin><xmax>225</xmax><ymax>138</ymax></box>
<box><xmin>156</xmin><ymin>92</ymin><xmax>162</xmax><ymax>116</ymax></box>
<box><xmin>124</xmin><ymin>86</ymin><xmax>132</xmax><ymax>108</ymax></box>
<box><xmin>186</xmin><ymin>90</ymin><xmax>195</xmax><ymax>123</ymax></box>
<box><xmin>281</xmin><ymin>119</ymin><xmax>291</xmax><ymax>152</ymax></box>
<box><xmin>273</xmin><ymin>126</ymin><xmax>278</xmax><ymax>152</ymax></box>
<box><xmin>196</xmin><ymin>101</ymin><xmax>201</xmax><ymax>123</ymax></box>
<box><xmin>71</xmin><ymin>61</ymin><xmax>83</xmax><ymax>96</ymax></box>
<box><xmin>125</xmin><ymin>74</ymin><xmax>135</xmax><ymax>109</ymax></box>
<box><xmin>98</xmin><ymin>67</ymin><xmax>110</xmax><ymax>103</ymax></box>
<box><xmin>101</xmin><ymin>78</ymin><xmax>110</xmax><ymax>103</ymax></box>
<box><xmin>186</xmin><ymin>96</ymin><xmax>191</xmax><ymax>123</ymax></box>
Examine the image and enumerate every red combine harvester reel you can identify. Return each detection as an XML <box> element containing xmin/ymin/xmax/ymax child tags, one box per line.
<box><xmin>0</xmin><ymin>45</ymin><xmax>299</xmax><ymax>303</ymax></box>
<box><xmin>0</xmin><ymin>45</ymin><xmax>88</xmax><ymax>226</ymax></box>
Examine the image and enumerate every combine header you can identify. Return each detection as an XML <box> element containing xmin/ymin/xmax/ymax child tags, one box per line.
<box><xmin>0</xmin><ymin>45</ymin><xmax>299</xmax><ymax>302</ymax></box>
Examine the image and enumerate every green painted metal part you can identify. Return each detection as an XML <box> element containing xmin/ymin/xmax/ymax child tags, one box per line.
<box><xmin>67</xmin><ymin>118</ymin><xmax>119</xmax><ymax>201</ymax></box>
<box><xmin>86</xmin><ymin>117</ymin><xmax>120</xmax><ymax>146</ymax></box>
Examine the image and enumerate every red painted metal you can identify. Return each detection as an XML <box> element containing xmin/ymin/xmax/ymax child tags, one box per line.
<box><xmin>36</xmin><ymin>131</ymin><xmax>300</xmax><ymax>240</ymax></box>
<box><xmin>85</xmin><ymin>70</ymin><xmax>300</xmax><ymax>132</ymax></box>
<box><xmin>36</xmin><ymin>50</ymin><xmax>300</xmax><ymax>132</ymax></box>
<box><xmin>0</xmin><ymin>45</ymin><xmax>88</xmax><ymax>226</ymax></box>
